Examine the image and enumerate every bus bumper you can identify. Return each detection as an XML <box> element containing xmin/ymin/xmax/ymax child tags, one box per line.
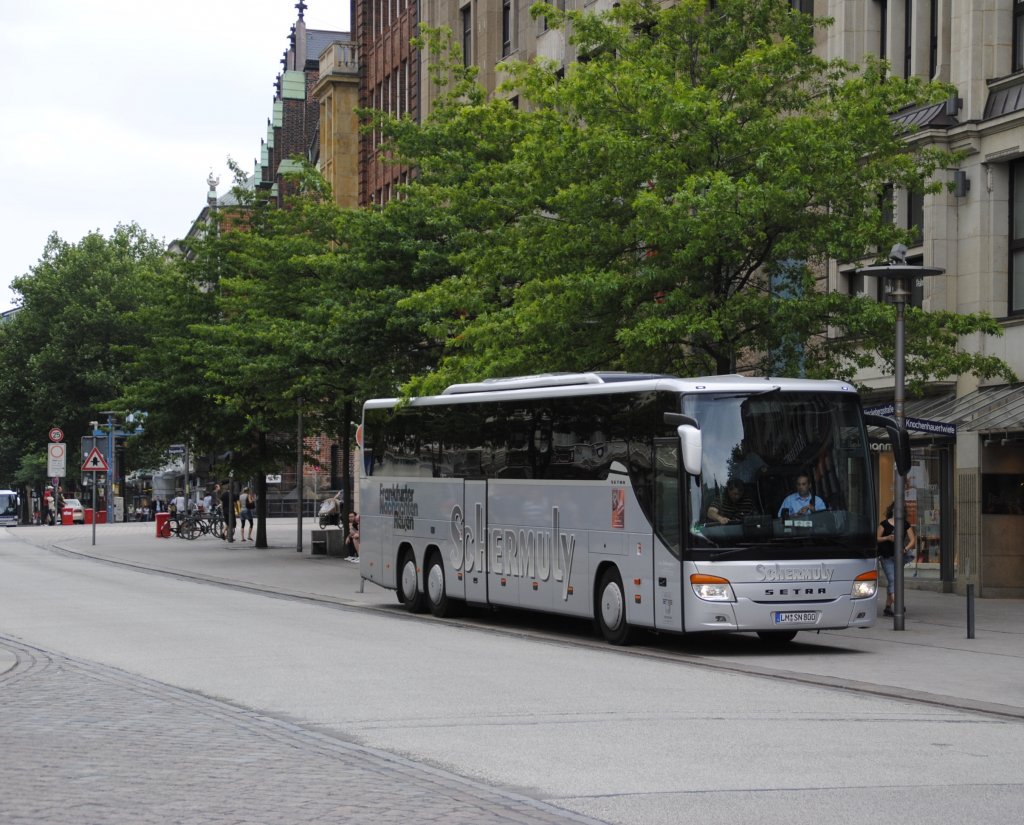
<box><xmin>687</xmin><ymin>594</ymin><xmax>877</xmax><ymax>633</ymax></box>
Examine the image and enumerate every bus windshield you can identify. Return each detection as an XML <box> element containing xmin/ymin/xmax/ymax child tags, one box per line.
<box><xmin>685</xmin><ymin>391</ymin><xmax>874</xmax><ymax>559</ymax></box>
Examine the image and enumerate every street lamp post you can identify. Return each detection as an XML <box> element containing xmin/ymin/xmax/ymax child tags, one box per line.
<box><xmin>296</xmin><ymin>399</ymin><xmax>303</xmax><ymax>553</ymax></box>
<box><xmin>89</xmin><ymin>420</ymin><xmax>98</xmax><ymax>545</ymax></box>
<box><xmin>856</xmin><ymin>245</ymin><xmax>944</xmax><ymax>630</ymax></box>
<box><xmin>99</xmin><ymin>410</ymin><xmax>119</xmax><ymax>524</ymax></box>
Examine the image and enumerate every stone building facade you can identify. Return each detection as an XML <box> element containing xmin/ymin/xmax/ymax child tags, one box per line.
<box><xmin>812</xmin><ymin>1</ymin><xmax>1024</xmax><ymax>597</ymax></box>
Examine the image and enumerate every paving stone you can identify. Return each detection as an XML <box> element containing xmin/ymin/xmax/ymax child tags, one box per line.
<box><xmin>0</xmin><ymin>638</ymin><xmax>605</xmax><ymax>825</ymax></box>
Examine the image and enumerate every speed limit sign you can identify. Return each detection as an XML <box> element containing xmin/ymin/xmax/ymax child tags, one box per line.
<box><xmin>49</xmin><ymin>427</ymin><xmax>64</xmax><ymax>442</ymax></box>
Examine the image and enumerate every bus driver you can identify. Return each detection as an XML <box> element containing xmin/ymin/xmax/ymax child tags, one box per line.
<box><xmin>778</xmin><ymin>473</ymin><xmax>826</xmax><ymax>517</ymax></box>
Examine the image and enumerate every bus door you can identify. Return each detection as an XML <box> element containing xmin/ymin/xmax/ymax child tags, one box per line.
<box><xmin>485</xmin><ymin>483</ymin><xmax>520</xmax><ymax>608</ymax></box>
<box><xmin>462</xmin><ymin>480</ymin><xmax>489</xmax><ymax>605</ymax></box>
<box><xmin>653</xmin><ymin>439</ymin><xmax>685</xmax><ymax>632</ymax></box>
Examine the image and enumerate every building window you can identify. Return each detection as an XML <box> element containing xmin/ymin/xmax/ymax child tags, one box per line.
<box><xmin>903</xmin><ymin>0</ymin><xmax>912</xmax><ymax>78</ymax></box>
<box><xmin>1015</xmin><ymin>0</ymin><xmax>1024</xmax><ymax>72</ymax></box>
<box><xmin>542</xmin><ymin>0</ymin><xmax>565</xmax><ymax>32</ymax></box>
<box><xmin>881</xmin><ymin>183</ymin><xmax>894</xmax><ymax>227</ymax></box>
<box><xmin>502</xmin><ymin>1</ymin><xmax>513</xmax><ymax>57</ymax></box>
<box><xmin>399</xmin><ymin>59</ymin><xmax>408</xmax><ymax>117</ymax></box>
<box><xmin>906</xmin><ymin>190</ymin><xmax>924</xmax><ymax>246</ymax></box>
<box><xmin>1010</xmin><ymin>161</ymin><xmax>1024</xmax><ymax>315</ymax></box>
<box><xmin>462</xmin><ymin>5</ymin><xmax>472</xmax><ymax>67</ymax></box>
<box><xmin>848</xmin><ymin>270</ymin><xmax>881</xmax><ymax>301</ymax></box>
<box><xmin>928</xmin><ymin>0</ymin><xmax>938</xmax><ymax>78</ymax></box>
<box><xmin>878</xmin><ymin>0</ymin><xmax>888</xmax><ymax>62</ymax></box>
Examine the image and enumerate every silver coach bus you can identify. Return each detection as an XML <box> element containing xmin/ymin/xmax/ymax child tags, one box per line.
<box><xmin>359</xmin><ymin>373</ymin><xmax>897</xmax><ymax>645</ymax></box>
<box><xmin>0</xmin><ymin>489</ymin><xmax>20</xmax><ymax>527</ymax></box>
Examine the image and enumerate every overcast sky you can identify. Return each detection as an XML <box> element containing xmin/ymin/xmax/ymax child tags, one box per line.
<box><xmin>1</xmin><ymin>1</ymin><xmax>350</xmax><ymax>311</ymax></box>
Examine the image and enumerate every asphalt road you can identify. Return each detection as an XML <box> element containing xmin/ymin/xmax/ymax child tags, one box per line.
<box><xmin>1</xmin><ymin>526</ymin><xmax>1022</xmax><ymax>824</ymax></box>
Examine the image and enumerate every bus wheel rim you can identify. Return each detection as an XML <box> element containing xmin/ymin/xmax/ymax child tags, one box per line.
<box><xmin>601</xmin><ymin>582</ymin><xmax>624</xmax><ymax>630</ymax></box>
<box><xmin>427</xmin><ymin>562</ymin><xmax>444</xmax><ymax>604</ymax></box>
<box><xmin>401</xmin><ymin>559</ymin><xmax>417</xmax><ymax>599</ymax></box>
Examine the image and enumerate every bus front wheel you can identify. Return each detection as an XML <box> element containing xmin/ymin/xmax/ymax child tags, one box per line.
<box><xmin>596</xmin><ymin>567</ymin><xmax>633</xmax><ymax>646</ymax></box>
<box><xmin>398</xmin><ymin>551</ymin><xmax>426</xmax><ymax>613</ymax></box>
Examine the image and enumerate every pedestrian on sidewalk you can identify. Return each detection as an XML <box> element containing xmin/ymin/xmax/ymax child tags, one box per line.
<box><xmin>239</xmin><ymin>487</ymin><xmax>255</xmax><ymax>541</ymax></box>
<box><xmin>344</xmin><ymin>511</ymin><xmax>360</xmax><ymax>562</ymax></box>
<box><xmin>219</xmin><ymin>483</ymin><xmax>236</xmax><ymax>542</ymax></box>
<box><xmin>877</xmin><ymin>502</ymin><xmax>916</xmax><ymax>617</ymax></box>
<box><xmin>43</xmin><ymin>487</ymin><xmax>55</xmax><ymax>528</ymax></box>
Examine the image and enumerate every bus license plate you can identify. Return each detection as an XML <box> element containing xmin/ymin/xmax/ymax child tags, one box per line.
<box><xmin>773</xmin><ymin>611</ymin><xmax>819</xmax><ymax>625</ymax></box>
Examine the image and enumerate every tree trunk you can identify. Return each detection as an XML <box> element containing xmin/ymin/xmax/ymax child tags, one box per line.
<box><xmin>255</xmin><ymin>431</ymin><xmax>268</xmax><ymax>548</ymax></box>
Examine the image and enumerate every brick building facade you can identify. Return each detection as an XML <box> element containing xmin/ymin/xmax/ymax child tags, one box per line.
<box><xmin>260</xmin><ymin>3</ymin><xmax>348</xmax><ymax>207</ymax></box>
<box><xmin>355</xmin><ymin>0</ymin><xmax>419</xmax><ymax>205</ymax></box>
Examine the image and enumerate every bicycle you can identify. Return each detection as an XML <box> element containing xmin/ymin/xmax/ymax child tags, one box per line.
<box><xmin>206</xmin><ymin>506</ymin><xmax>226</xmax><ymax>539</ymax></box>
<box><xmin>159</xmin><ymin>514</ymin><xmax>182</xmax><ymax>538</ymax></box>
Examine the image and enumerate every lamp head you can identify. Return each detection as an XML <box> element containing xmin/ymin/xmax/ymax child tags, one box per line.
<box><xmin>889</xmin><ymin>244</ymin><xmax>908</xmax><ymax>264</ymax></box>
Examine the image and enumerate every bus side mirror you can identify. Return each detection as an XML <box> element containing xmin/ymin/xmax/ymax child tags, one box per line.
<box><xmin>664</xmin><ymin>413</ymin><xmax>702</xmax><ymax>476</ymax></box>
<box><xmin>864</xmin><ymin>414</ymin><xmax>911</xmax><ymax>476</ymax></box>
<box><xmin>676</xmin><ymin>425</ymin><xmax>702</xmax><ymax>476</ymax></box>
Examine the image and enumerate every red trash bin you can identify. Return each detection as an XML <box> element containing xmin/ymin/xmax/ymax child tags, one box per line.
<box><xmin>155</xmin><ymin>512</ymin><xmax>170</xmax><ymax>538</ymax></box>
<box><xmin>84</xmin><ymin>509</ymin><xmax>94</xmax><ymax>524</ymax></box>
<box><xmin>61</xmin><ymin>507</ymin><xmax>74</xmax><ymax>525</ymax></box>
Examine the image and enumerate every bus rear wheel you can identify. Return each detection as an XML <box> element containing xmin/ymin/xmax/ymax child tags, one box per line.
<box><xmin>425</xmin><ymin>553</ymin><xmax>458</xmax><ymax>618</ymax></box>
<box><xmin>596</xmin><ymin>567</ymin><xmax>633</xmax><ymax>646</ymax></box>
<box><xmin>398</xmin><ymin>551</ymin><xmax>426</xmax><ymax>613</ymax></box>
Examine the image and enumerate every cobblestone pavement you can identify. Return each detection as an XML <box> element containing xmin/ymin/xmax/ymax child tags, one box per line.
<box><xmin>0</xmin><ymin>637</ymin><xmax>606</xmax><ymax>825</ymax></box>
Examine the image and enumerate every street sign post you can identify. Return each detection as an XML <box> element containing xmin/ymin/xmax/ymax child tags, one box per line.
<box><xmin>81</xmin><ymin>441</ymin><xmax>106</xmax><ymax>546</ymax></box>
<box><xmin>47</xmin><ymin>442</ymin><xmax>67</xmax><ymax>477</ymax></box>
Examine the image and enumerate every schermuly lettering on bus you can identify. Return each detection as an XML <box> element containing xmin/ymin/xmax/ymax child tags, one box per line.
<box><xmin>756</xmin><ymin>563</ymin><xmax>835</xmax><ymax>583</ymax></box>
<box><xmin>449</xmin><ymin>504</ymin><xmax>576</xmax><ymax>601</ymax></box>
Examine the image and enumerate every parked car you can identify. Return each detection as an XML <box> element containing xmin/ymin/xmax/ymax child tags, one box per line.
<box><xmin>62</xmin><ymin>498</ymin><xmax>85</xmax><ymax>524</ymax></box>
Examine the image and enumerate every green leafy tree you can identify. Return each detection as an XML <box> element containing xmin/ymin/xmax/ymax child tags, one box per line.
<box><xmin>0</xmin><ymin>224</ymin><xmax>173</xmax><ymax>495</ymax></box>
<box><xmin>385</xmin><ymin>0</ymin><xmax>1013</xmax><ymax>394</ymax></box>
<box><xmin>120</xmin><ymin>161</ymin><xmax>445</xmax><ymax>540</ymax></box>
<box><xmin>117</xmin><ymin>171</ymin><xmax>292</xmax><ymax>545</ymax></box>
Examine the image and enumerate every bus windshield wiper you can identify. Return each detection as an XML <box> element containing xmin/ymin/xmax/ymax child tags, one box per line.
<box><xmin>709</xmin><ymin>545</ymin><xmax>759</xmax><ymax>559</ymax></box>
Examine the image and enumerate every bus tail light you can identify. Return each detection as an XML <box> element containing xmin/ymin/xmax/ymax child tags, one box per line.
<box><xmin>851</xmin><ymin>570</ymin><xmax>878</xmax><ymax>599</ymax></box>
<box><xmin>690</xmin><ymin>574</ymin><xmax>736</xmax><ymax>602</ymax></box>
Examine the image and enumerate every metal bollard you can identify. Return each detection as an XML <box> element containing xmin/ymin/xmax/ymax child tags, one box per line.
<box><xmin>966</xmin><ymin>583</ymin><xmax>975</xmax><ymax>639</ymax></box>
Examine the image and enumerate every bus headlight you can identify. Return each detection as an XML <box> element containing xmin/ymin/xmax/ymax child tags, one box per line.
<box><xmin>690</xmin><ymin>574</ymin><xmax>736</xmax><ymax>602</ymax></box>
<box><xmin>851</xmin><ymin>571</ymin><xmax>878</xmax><ymax>599</ymax></box>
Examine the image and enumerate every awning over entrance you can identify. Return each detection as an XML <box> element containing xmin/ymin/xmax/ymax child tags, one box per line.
<box><xmin>866</xmin><ymin>383</ymin><xmax>1024</xmax><ymax>437</ymax></box>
